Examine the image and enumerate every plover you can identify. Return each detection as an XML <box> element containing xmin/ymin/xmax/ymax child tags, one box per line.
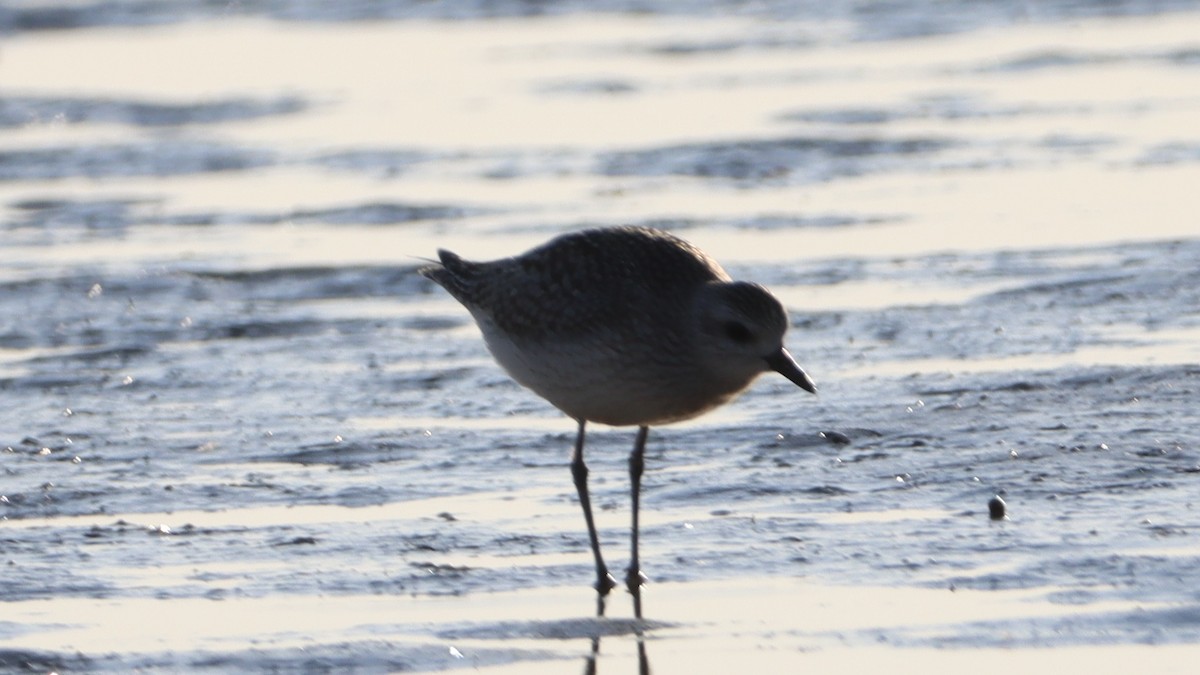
<box><xmin>421</xmin><ymin>226</ymin><xmax>816</xmax><ymax>617</ymax></box>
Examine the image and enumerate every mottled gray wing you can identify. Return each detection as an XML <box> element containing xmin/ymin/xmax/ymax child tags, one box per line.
<box><xmin>423</xmin><ymin>227</ymin><xmax>729</xmax><ymax>340</ymax></box>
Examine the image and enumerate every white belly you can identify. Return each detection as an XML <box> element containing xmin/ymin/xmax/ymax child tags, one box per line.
<box><xmin>477</xmin><ymin>317</ymin><xmax>748</xmax><ymax>427</ymax></box>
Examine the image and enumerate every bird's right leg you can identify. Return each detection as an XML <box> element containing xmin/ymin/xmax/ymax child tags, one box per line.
<box><xmin>625</xmin><ymin>425</ymin><xmax>650</xmax><ymax>619</ymax></box>
<box><xmin>571</xmin><ymin>419</ymin><xmax>619</xmax><ymax>614</ymax></box>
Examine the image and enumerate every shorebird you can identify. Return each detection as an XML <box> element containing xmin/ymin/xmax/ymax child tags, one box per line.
<box><xmin>420</xmin><ymin>226</ymin><xmax>816</xmax><ymax>618</ymax></box>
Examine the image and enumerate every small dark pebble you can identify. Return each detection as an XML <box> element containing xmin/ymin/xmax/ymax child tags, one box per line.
<box><xmin>988</xmin><ymin>495</ymin><xmax>1007</xmax><ymax>520</ymax></box>
<box><xmin>820</xmin><ymin>430</ymin><xmax>852</xmax><ymax>445</ymax></box>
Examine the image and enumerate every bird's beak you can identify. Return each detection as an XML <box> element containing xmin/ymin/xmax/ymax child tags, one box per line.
<box><xmin>765</xmin><ymin>347</ymin><xmax>817</xmax><ymax>394</ymax></box>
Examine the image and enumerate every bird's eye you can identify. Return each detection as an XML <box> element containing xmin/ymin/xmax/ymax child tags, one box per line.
<box><xmin>723</xmin><ymin>321</ymin><xmax>754</xmax><ymax>344</ymax></box>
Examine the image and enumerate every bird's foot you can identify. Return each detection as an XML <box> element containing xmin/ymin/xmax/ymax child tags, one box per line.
<box><xmin>625</xmin><ymin>567</ymin><xmax>649</xmax><ymax>619</ymax></box>
<box><xmin>624</xmin><ymin>567</ymin><xmax>648</xmax><ymax>595</ymax></box>
<box><xmin>595</xmin><ymin>571</ymin><xmax>619</xmax><ymax>596</ymax></box>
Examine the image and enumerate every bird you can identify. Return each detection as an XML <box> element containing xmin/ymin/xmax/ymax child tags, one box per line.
<box><xmin>420</xmin><ymin>225</ymin><xmax>816</xmax><ymax>618</ymax></box>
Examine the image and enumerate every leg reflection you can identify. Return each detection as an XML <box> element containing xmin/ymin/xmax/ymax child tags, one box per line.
<box><xmin>581</xmin><ymin>612</ymin><xmax>652</xmax><ymax>674</ymax></box>
<box><xmin>583</xmin><ymin>634</ymin><xmax>599</xmax><ymax>675</ymax></box>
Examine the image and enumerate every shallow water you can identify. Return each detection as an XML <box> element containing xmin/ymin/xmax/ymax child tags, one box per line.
<box><xmin>3</xmin><ymin>1</ymin><xmax>1200</xmax><ymax>672</ymax></box>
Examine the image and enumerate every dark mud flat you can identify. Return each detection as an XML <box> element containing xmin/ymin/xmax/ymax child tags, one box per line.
<box><xmin>3</xmin><ymin>1</ymin><xmax>1200</xmax><ymax>672</ymax></box>
<box><xmin>3</xmin><ymin>233</ymin><xmax>1199</xmax><ymax>670</ymax></box>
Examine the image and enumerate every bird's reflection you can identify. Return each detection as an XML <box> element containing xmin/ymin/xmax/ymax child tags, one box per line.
<box><xmin>582</xmin><ymin>596</ymin><xmax>651</xmax><ymax>675</ymax></box>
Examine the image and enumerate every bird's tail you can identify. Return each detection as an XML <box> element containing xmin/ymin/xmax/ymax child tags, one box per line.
<box><xmin>420</xmin><ymin>249</ymin><xmax>479</xmax><ymax>302</ymax></box>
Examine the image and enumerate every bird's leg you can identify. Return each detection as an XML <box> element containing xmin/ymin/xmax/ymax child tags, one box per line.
<box><xmin>571</xmin><ymin>419</ymin><xmax>618</xmax><ymax>613</ymax></box>
<box><xmin>626</xmin><ymin>425</ymin><xmax>650</xmax><ymax>619</ymax></box>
